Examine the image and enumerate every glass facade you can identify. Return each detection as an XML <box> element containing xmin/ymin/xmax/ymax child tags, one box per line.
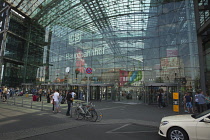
<box><xmin>0</xmin><ymin>0</ymin><xmax>201</xmax><ymax>102</ymax></box>
<box><xmin>194</xmin><ymin>0</ymin><xmax>210</xmax><ymax>95</ymax></box>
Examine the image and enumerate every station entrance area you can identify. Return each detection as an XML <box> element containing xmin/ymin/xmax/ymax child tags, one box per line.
<box><xmin>21</xmin><ymin>83</ymin><xmax>179</xmax><ymax>105</ymax></box>
<box><xmin>22</xmin><ymin>83</ymin><xmax>114</xmax><ymax>101</ymax></box>
<box><xmin>144</xmin><ymin>83</ymin><xmax>178</xmax><ymax>105</ymax></box>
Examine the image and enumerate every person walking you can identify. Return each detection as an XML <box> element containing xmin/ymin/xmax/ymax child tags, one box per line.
<box><xmin>66</xmin><ymin>91</ymin><xmax>73</xmax><ymax>116</ymax></box>
<box><xmin>184</xmin><ymin>92</ymin><xmax>194</xmax><ymax>113</ymax></box>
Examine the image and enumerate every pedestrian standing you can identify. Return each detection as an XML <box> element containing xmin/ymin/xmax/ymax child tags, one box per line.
<box><xmin>46</xmin><ymin>90</ymin><xmax>51</xmax><ymax>103</ymax></box>
<box><xmin>183</xmin><ymin>93</ymin><xmax>188</xmax><ymax>113</ymax></box>
<box><xmin>184</xmin><ymin>92</ymin><xmax>194</xmax><ymax>113</ymax></box>
<box><xmin>6</xmin><ymin>87</ymin><xmax>10</xmax><ymax>100</ymax></box>
<box><xmin>66</xmin><ymin>91</ymin><xmax>73</xmax><ymax>116</ymax></box>
<box><xmin>50</xmin><ymin>90</ymin><xmax>54</xmax><ymax>112</ymax></box>
<box><xmin>0</xmin><ymin>87</ymin><xmax>2</xmax><ymax>99</ymax></box>
<box><xmin>50</xmin><ymin>89</ymin><xmax>60</xmax><ymax>113</ymax></box>
<box><xmin>205</xmin><ymin>94</ymin><xmax>210</xmax><ymax>109</ymax></box>
<box><xmin>194</xmin><ymin>92</ymin><xmax>200</xmax><ymax>113</ymax></box>
<box><xmin>197</xmin><ymin>91</ymin><xmax>208</xmax><ymax>113</ymax></box>
<box><xmin>157</xmin><ymin>91</ymin><xmax>163</xmax><ymax>108</ymax></box>
<box><xmin>2</xmin><ymin>86</ymin><xmax>7</xmax><ymax>102</ymax></box>
<box><xmin>72</xmin><ymin>90</ymin><xmax>76</xmax><ymax>98</ymax></box>
<box><xmin>161</xmin><ymin>92</ymin><xmax>166</xmax><ymax>107</ymax></box>
<box><xmin>38</xmin><ymin>89</ymin><xmax>42</xmax><ymax>102</ymax></box>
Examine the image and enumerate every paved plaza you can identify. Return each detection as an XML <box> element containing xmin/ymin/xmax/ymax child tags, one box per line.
<box><xmin>0</xmin><ymin>95</ymin><xmax>182</xmax><ymax>140</ymax></box>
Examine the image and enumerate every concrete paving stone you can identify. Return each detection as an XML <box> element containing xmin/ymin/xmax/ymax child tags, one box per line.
<box><xmin>0</xmin><ymin>96</ymin><xmax>185</xmax><ymax>140</ymax></box>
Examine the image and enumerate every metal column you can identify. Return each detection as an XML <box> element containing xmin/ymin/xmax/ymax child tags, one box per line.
<box><xmin>23</xmin><ymin>24</ymin><xmax>32</xmax><ymax>83</ymax></box>
<box><xmin>193</xmin><ymin>0</ymin><xmax>207</xmax><ymax>93</ymax></box>
<box><xmin>0</xmin><ymin>6</ymin><xmax>11</xmax><ymax>85</ymax></box>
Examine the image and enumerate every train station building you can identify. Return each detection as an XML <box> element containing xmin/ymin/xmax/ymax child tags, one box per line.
<box><xmin>0</xmin><ymin>0</ymin><xmax>209</xmax><ymax>103</ymax></box>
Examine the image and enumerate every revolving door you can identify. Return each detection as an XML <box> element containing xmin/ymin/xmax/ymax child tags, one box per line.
<box><xmin>144</xmin><ymin>83</ymin><xmax>178</xmax><ymax>105</ymax></box>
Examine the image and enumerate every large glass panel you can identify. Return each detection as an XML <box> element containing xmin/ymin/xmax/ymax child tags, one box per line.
<box><xmin>2</xmin><ymin>0</ymin><xmax>200</xmax><ymax>102</ymax></box>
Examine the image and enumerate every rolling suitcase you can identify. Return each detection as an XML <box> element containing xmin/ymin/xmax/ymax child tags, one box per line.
<box><xmin>32</xmin><ymin>95</ymin><xmax>37</xmax><ymax>101</ymax></box>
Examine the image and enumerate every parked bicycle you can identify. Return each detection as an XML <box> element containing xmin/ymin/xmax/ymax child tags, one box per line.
<box><xmin>74</xmin><ymin>101</ymin><xmax>102</xmax><ymax>122</ymax></box>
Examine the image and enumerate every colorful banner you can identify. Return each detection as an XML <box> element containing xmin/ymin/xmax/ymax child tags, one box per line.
<box><xmin>76</xmin><ymin>49</ymin><xmax>85</xmax><ymax>73</ymax></box>
<box><xmin>119</xmin><ymin>70</ymin><xmax>142</xmax><ymax>86</ymax></box>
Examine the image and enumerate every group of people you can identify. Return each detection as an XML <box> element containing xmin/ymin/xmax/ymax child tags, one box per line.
<box><xmin>183</xmin><ymin>90</ymin><xmax>210</xmax><ymax>114</ymax></box>
<box><xmin>50</xmin><ymin>89</ymin><xmax>76</xmax><ymax>116</ymax></box>
<box><xmin>0</xmin><ymin>86</ymin><xmax>17</xmax><ymax>102</ymax></box>
<box><xmin>156</xmin><ymin>88</ymin><xmax>210</xmax><ymax>114</ymax></box>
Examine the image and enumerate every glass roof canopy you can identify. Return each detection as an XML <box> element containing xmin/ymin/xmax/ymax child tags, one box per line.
<box><xmin>4</xmin><ymin>0</ymin><xmax>155</xmax><ymax>66</ymax></box>
<box><xmin>4</xmin><ymin>0</ymin><xmax>152</xmax><ymax>36</ymax></box>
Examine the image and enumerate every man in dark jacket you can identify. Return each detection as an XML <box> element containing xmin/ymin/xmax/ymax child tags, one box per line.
<box><xmin>66</xmin><ymin>91</ymin><xmax>73</xmax><ymax>116</ymax></box>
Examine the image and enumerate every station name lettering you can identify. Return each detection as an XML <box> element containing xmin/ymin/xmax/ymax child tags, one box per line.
<box><xmin>50</xmin><ymin>47</ymin><xmax>105</xmax><ymax>62</ymax></box>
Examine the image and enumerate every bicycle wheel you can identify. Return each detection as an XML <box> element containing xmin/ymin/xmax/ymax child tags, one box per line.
<box><xmin>96</xmin><ymin>110</ymin><xmax>103</xmax><ymax>122</ymax></box>
<box><xmin>74</xmin><ymin>108</ymin><xmax>83</xmax><ymax>120</ymax></box>
<box><xmin>89</xmin><ymin>110</ymin><xmax>98</xmax><ymax>122</ymax></box>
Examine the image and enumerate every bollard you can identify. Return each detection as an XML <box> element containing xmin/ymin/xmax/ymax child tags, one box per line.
<box><xmin>41</xmin><ymin>101</ymin><xmax>43</xmax><ymax>111</ymax></box>
<box><xmin>31</xmin><ymin>100</ymin><xmax>32</xmax><ymax>109</ymax></box>
<box><xmin>14</xmin><ymin>97</ymin><xmax>15</xmax><ymax>105</ymax></box>
<box><xmin>22</xmin><ymin>98</ymin><xmax>23</xmax><ymax>107</ymax></box>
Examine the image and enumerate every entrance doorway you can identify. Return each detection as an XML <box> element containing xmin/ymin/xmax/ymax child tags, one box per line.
<box><xmin>66</xmin><ymin>84</ymin><xmax>114</xmax><ymax>101</ymax></box>
<box><xmin>144</xmin><ymin>83</ymin><xmax>178</xmax><ymax>105</ymax></box>
<box><xmin>119</xmin><ymin>86</ymin><xmax>145</xmax><ymax>103</ymax></box>
<box><xmin>90</xmin><ymin>84</ymin><xmax>114</xmax><ymax>101</ymax></box>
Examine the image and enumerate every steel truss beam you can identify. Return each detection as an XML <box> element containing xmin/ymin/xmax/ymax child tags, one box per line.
<box><xmin>39</xmin><ymin>0</ymin><xmax>93</xmax><ymax>27</ymax></box>
<box><xmin>16</xmin><ymin>0</ymin><xmax>25</xmax><ymax>8</ymax></box>
<box><xmin>82</xmin><ymin>0</ymin><xmax>122</xmax><ymax>56</ymax></box>
<box><xmin>32</xmin><ymin>0</ymin><xmax>64</xmax><ymax>20</ymax></box>
<box><xmin>0</xmin><ymin>5</ymin><xmax>10</xmax><ymax>14</ymax></box>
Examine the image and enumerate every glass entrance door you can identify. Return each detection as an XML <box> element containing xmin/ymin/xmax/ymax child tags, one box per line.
<box><xmin>90</xmin><ymin>86</ymin><xmax>100</xmax><ymax>100</ymax></box>
<box><xmin>89</xmin><ymin>84</ymin><xmax>114</xmax><ymax>101</ymax></box>
<box><xmin>144</xmin><ymin>83</ymin><xmax>178</xmax><ymax>105</ymax></box>
<box><xmin>119</xmin><ymin>86</ymin><xmax>144</xmax><ymax>103</ymax></box>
